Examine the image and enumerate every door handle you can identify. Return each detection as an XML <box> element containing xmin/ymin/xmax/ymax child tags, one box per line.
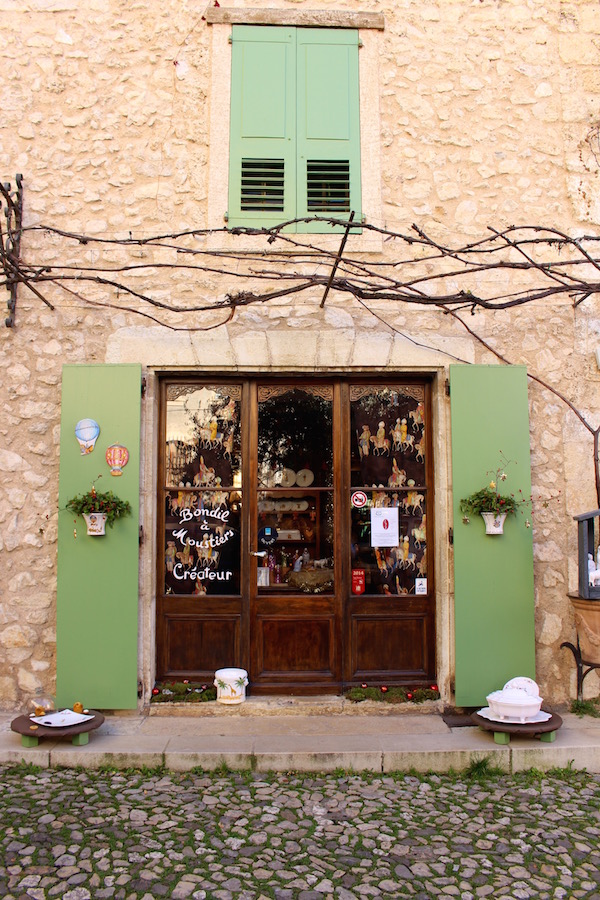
<box><xmin>251</xmin><ymin>550</ymin><xmax>267</xmax><ymax>557</ymax></box>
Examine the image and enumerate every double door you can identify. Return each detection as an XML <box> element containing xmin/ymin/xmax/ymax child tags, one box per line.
<box><xmin>157</xmin><ymin>378</ymin><xmax>435</xmax><ymax>693</ymax></box>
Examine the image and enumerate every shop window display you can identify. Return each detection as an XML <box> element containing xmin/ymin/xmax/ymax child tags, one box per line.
<box><xmin>350</xmin><ymin>386</ymin><xmax>428</xmax><ymax>597</ymax></box>
<box><xmin>164</xmin><ymin>385</ymin><xmax>241</xmax><ymax>596</ymax></box>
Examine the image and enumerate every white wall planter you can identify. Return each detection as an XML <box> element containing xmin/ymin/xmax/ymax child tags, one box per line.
<box><xmin>481</xmin><ymin>512</ymin><xmax>507</xmax><ymax>535</ymax></box>
<box><xmin>83</xmin><ymin>512</ymin><xmax>108</xmax><ymax>535</ymax></box>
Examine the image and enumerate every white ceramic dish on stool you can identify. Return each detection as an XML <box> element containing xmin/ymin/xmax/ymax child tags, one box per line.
<box><xmin>486</xmin><ymin>687</ymin><xmax>543</xmax><ymax>722</ymax></box>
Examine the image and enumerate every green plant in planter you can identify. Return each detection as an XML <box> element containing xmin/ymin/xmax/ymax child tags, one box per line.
<box><xmin>459</xmin><ymin>486</ymin><xmax>520</xmax><ymax>518</ymax></box>
<box><xmin>459</xmin><ymin>454</ymin><xmax>530</xmax><ymax>526</ymax></box>
<box><xmin>66</xmin><ymin>479</ymin><xmax>132</xmax><ymax>528</ymax></box>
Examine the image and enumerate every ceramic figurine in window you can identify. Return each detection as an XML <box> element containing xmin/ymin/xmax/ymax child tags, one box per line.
<box><xmin>165</xmin><ymin>541</ymin><xmax>177</xmax><ymax>573</ymax></box>
<box><xmin>401</xmin><ymin>535</ymin><xmax>410</xmax><ymax>562</ymax></box>
<box><xmin>388</xmin><ymin>458</ymin><xmax>407</xmax><ymax>488</ymax></box>
<box><xmin>212</xmin><ymin>477</ymin><xmax>228</xmax><ymax>507</ymax></box>
<box><xmin>193</xmin><ymin>456</ymin><xmax>208</xmax><ymax>487</ymax></box>
<box><xmin>209</xmin><ymin>416</ymin><xmax>219</xmax><ymax>443</ymax></box>
<box><xmin>357</xmin><ymin>424</ymin><xmax>371</xmax><ymax>458</ymax></box>
<box><xmin>409</xmin><ymin>402</ymin><xmax>424</xmax><ymax>432</ymax></box>
<box><xmin>223</xmin><ymin>431</ymin><xmax>235</xmax><ymax>461</ymax></box>
<box><xmin>221</xmin><ymin>398</ymin><xmax>237</xmax><ymax>423</ymax></box>
<box><xmin>390</xmin><ymin>418</ymin><xmax>402</xmax><ymax>451</ymax></box>
<box><xmin>178</xmin><ymin>542</ymin><xmax>193</xmax><ymax>566</ymax></box>
<box><xmin>415</xmin><ymin>436</ymin><xmax>425</xmax><ymax>463</ymax></box>
<box><xmin>302</xmin><ymin>522</ymin><xmax>315</xmax><ymax>543</ymax></box>
<box><xmin>371</xmin><ymin>421</ymin><xmax>391</xmax><ymax>456</ymax></box>
<box><xmin>412</xmin><ymin>515</ymin><xmax>426</xmax><ymax>549</ymax></box>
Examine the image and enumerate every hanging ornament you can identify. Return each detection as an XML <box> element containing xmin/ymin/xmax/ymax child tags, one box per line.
<box><xmin>75</xmin><ymin>419</ymin><xmax>100</xmax><ymax>454</ymax></box>
<box><xmin>106</xmin><ymin>443</ymin><xmax>129</xmax><ymax>476</ymax></box>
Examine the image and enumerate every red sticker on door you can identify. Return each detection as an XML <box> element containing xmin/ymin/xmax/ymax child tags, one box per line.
<box><xmin>352</xmin><ymin>569</ymin><xmax>365</xmax><ymax>594</ymax></box>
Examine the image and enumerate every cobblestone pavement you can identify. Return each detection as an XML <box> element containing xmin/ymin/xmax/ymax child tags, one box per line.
<box><xmin>2</xmin><ymin>764</ymin><xmax>600</xmax><ymax>900</ymax></box>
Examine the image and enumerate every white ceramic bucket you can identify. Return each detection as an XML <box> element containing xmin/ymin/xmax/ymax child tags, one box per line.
<box><xmin>214</xmin><ymin>667</ymin><xmax>249</xmax><ymax>705</ymax></box>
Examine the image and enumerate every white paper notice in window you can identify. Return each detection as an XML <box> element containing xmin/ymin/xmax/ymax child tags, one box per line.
<box><xmin>370</xmin><ymin>507</ymin><xmax>399</xmax><ymax>548</ymax></box>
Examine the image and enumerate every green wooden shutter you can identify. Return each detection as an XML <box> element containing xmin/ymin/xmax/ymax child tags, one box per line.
<box><xmin>56</xmin><ymin>365</ymin><xmax>141</xmax><ymax>710</ymax></box>
<box><xmin>228</xmin><ymin>25</ymin><xmax>296</xmax><ymax>228</ymax></box>
<box><xmin>450</xmin><ymin>365</ymin><xmax>535</xmax><ymax>707</ymax></box>
<box><xmin>296</xmin><ymin>28</ymin><xmax>361</xmax><ymax>233</ymax></box>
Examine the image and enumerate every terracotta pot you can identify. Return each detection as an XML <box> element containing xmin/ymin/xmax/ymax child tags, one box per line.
<box><xmin>481</xmin><ymin>512</ymin><xmax>507</xmax><ymax>535</ymax></box>
<box><xmin>570</xmin><ymin>596</ymin><xmax>600</xmax><ymax>663</ymax></box>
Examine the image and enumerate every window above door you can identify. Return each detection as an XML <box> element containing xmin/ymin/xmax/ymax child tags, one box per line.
<box><xmin>205</xmin><ymin>10</ymin><xmax>384</xmax><ymax>251</ymax></box>
<box><xmin>228</xmin><ymin>25</ymin><xmax>361</xmax><ymax>233</ymax></box>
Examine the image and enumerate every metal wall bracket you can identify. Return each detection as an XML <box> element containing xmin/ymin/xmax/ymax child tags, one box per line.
<box><xmin>1</xmin><ymin>174</ymin><xmax>24</xmax><ymax>328</ymax></box>
<box><xmin>561</xmin><ymin>640</ymin><xmax>600</xmax><ymax>702</ymax></box>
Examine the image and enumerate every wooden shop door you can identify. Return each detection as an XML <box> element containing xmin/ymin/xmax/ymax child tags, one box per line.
<box><xmin>250</xmin><ymin>382</ymin><xmax>342</xmax><ymax>692</ymax></box>
<box><xmin>156</xmin><ymin>377</ymin><xmax>435</xmax><ymax>694</ymax></box>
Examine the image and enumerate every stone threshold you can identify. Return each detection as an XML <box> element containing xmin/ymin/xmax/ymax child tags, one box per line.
<box><xmin>147</xmin><ymin>695</ymin><xmax>445</xmax><ymax>717</ymax></box>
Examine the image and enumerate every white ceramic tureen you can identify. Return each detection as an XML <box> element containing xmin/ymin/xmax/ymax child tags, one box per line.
<box><xmin>485</xmin><ymin>677</ymin><xmax>542</xmax><ymax>723</ymax></box>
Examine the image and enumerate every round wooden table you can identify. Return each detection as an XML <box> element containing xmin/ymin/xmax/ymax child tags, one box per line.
<box><xmin>11</xmin><ymin>711</ymin><xmax>105</xmax><ymax>747</ymax></box>
<box><xmin>471</xmin><ymin>711</ymin><xmax>562</xmax><ymax>745</ymax></box>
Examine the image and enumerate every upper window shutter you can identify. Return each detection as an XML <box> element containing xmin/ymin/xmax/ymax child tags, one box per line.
<box><xmin>228</xmin><ymin>26</ymin><xmax>296</xmax><ymax>228</ymax></box>
<box><xmin>295</xmin><ymin>28</ymin><xmax>361</xmax><ymax>234</ymax></box>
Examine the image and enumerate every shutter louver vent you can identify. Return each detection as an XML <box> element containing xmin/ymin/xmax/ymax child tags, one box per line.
<box><xmin>306</xmin><ymin>160</ymin><xmax>350</xmax><ymax>212</ymax></box>
<box><xmin>241</xmin><ymin>158</ymin><xmax>285</xmax><ymax>211</ymax></box>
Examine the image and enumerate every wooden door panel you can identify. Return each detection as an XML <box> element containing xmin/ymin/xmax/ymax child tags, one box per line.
<box><xmin>349</xmin><ymin>613</ymin><xmax>433</xmax><ymax>680</ymax></box>
<box><xmin>255</xmin><ymin>616</ymin><xmax>335</xmax><ymax>677</ymax></box>
<box><xmin>161</xmin><ymin>612</ymin><xmax>241</xmax><ymax>679</ymax></box>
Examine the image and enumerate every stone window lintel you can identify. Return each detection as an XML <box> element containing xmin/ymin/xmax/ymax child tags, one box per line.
<box><xmin>204</xmin><ymin>7</ymin><xmax>385</xmax><ymax>30</ymax></box>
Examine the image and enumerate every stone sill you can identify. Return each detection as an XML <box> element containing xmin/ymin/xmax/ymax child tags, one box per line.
<box><xmin>148</xmin><ymin>696</ymin><xmax>444</xmax><ymax>717</ymax></box>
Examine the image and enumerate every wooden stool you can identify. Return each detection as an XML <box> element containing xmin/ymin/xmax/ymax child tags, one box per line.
<box><xmin>471</xmin><ymin>711</ymin><xmax>562</xmax><ymax>745</ymax></box>
<box><xmin>11</xmin><ymin>711</ymin><xmax>105</xmax><ymax>747</ymax></box>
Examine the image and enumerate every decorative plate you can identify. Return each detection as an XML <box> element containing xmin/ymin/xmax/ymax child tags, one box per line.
<box><xmin>296</xmin><ymin>469</ymin><xmax>314</xmax><ymax>487</ymax></box>
<box><xmin>30</xmin><ymin>710</ymin><xmax>95</xmax><ymax>727</ymax></box>
<box><xmin>273</xmin><ymin>468</ymin><xmax>296</xmax><ymax>487</ymax></box>
<box><xmin>503</xmin><ymin>676</ymin><xmax>540</xmax><ymax>697</ymax></box>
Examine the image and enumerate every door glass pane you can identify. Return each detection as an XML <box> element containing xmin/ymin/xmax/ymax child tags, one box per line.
<box><xmin>350</xmin><ymin>490</ymin><xmax>426</xmax><ymax>597</ymax></box>
<box><xmin>164</xmin><ymin>385</ymin><xmax>241</xmax><ymax>596</ymax></box>
<box><xmin>350</xmin><ymin>386</ymin><xmax>425</xmax><ymax>490</ymax></box>
<box><xmin>166</xmin><ymin>385</ymin><xmax>241</xmax><ymax>488</ymax></box>
<box><xmin>164</xmin><ymin>490</ymin><xmax>241</xmax><ymax>596</ymax></box>
<box><xmin>350</xmin><ymin>386</ymin><xmax>427</xmax><ymax>597</ymax></box>
<box><xmin>257</xmin><ymin>386</ymin><xmax>333</xmax><ymax>488</ymax></box>
<box><xmin>257</xmin><ymin>386</ymin><xmax>334</xmax><ymax>594</ymax></box>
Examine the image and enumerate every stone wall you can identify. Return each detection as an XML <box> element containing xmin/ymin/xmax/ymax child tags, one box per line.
<box><xmin>1</xmin><ymin>0</ymin><xmax>600</xmax><ymax>708</ymax></box>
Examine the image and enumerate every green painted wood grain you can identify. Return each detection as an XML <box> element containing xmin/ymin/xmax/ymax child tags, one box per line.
<box><xmin>56</xmin><ymin>365</ymin><xmax>141</xmax><ymax>709</ymax></box>
<box><xmin>450</xmin><ymin>365</ymin><xmax>535</xmax><ymax>706</ymax></box>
